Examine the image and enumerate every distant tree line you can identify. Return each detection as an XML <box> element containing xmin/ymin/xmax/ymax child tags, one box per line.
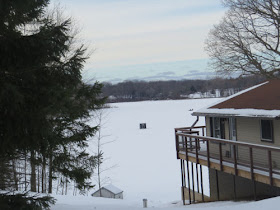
<box><xmin>102</xmin><ymin>76</ymin><xmax>265</xmax><ymax>102</ymax></box>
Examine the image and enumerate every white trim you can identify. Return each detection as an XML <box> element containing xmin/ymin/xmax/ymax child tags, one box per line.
<box><xmin>193</xmin><ymin>108</ymin><xmax>280</xmax><ymax>118</ymax></box>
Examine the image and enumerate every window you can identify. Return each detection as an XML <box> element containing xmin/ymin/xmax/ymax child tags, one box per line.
<box><xmin>229</xmin><ymin>117</ymin><xmax>237</xmax><ymax>141</ymax></box>
<box><xmin>261</xmin><ymin>120</ymin><xmax>273</xmax><ymax>142</ymax></box>
<box><xmin>210</xmin><ymin>117</ymin><xmax>226</xmax><ymax>139</ymax></box>
<box><xmin>213</xmin><ymin>117</ymin><xmax>220</xmax><ymax>138</ymax></box>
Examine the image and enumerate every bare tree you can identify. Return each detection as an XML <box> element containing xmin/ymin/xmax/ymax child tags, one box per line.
<box><xmin>91</xmin><ymin>107</ymin><xmax>116</xmax><ymax>197</ymax></box>
<box><xmin>205</xmin><ymin>0</ymin><xmax>280</xmax><ymax>78</ymax></box>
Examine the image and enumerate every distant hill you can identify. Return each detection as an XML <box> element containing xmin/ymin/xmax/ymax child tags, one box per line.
<box><xmin>83</xmin><ymin>59</ymin><xmax>212</xmax><ymax>84</ymax></box>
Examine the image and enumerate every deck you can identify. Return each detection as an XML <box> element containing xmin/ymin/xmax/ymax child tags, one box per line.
<box><xmin>175</xmin><ymin>126</ymin><xmax>280</xmax><ymax>204</ymax></box>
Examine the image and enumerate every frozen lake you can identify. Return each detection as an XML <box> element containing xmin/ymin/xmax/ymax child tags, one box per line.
<box><xmin>88</xmin><ymin>98</ymin><xmax>220</xmax><ymax>205</ymax></box>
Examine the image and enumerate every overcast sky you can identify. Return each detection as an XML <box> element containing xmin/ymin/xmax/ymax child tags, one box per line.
<box><xmin>55</xmin><ymin>0</ymin><xmax>226</xmax><ymax>83</ymax></box>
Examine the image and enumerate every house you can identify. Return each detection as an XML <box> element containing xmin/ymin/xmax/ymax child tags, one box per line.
<box><xmin>175</xmin><ymin>80</ymin><xmax>280</xmax><ymax>204</ymax></box>
<box><xmin>91</xmin><ymin>184</ymin><xmax>123</xmax><ymax>199</ymax></box>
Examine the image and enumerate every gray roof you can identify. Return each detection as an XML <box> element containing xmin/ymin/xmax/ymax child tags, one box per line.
<box><xmin>103</xmin><ymin>184</ymin><xmax>123</xmax><ymax>194</ymax></box>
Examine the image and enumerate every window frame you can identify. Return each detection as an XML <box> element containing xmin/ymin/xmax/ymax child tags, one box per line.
<box><xmin>260</xmin><ymin>119</ymin><xmax>274</xmax><ymax>143</ymax></box>
<box><xmin>210</xmin><ymin>117</ymin><xmax>226</xmax><ymax>139</ymax></box>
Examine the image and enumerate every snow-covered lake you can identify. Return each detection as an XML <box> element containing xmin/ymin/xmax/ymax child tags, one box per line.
<box><xmin>88</xmin><ymin>98</ymin><xmax>219</xmax><ymax>204</ymax></box>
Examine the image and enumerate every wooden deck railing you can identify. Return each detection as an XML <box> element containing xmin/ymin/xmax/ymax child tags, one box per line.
<box><xmin>175</xmin><ymin>127</ymin><xmax>280</xmax><ymax>187</ymax></box>
<box><xmin>175</xmin><ymin>126</ymin><xmax>206</xmax><ymax>137</ymax></box>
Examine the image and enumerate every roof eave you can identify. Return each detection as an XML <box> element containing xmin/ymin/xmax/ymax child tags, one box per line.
<box><xmin>192</xmin><ymin>112</ymin><xmax>237</xmax><ymax>117</ymax></box>
<box><xmin>192</xmin><ymin>111</ymin><xmax>279</xmax><ymax>119</ymax></box>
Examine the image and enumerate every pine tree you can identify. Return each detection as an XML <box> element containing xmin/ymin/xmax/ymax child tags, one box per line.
<box><xmin>0</xmin><ymin>0</ymin><xmax>105</xmax><ymax>198</ymax></box>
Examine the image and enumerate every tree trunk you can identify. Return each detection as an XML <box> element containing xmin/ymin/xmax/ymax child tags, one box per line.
<box><xmin>62</xmin><ymin>178</ymin><xmax>64</xmax><ymax>195</ymax></box>
<box><xmin>24</xmin><ymin>153</ymin><xmax>27</xmax><ymax>191</ymax></box>
<box><xmin>48</xmin><ymin>152</ymin><xmax>53</xmax><ymax>194</ymax></box>
<box><xmin>65</xmin><ymin>178</ymin><xmax>68</xmax><ymax>195</ymax></box>
<box><xmin>42</xmin><ymin>154</ymin><xmax>46</xmax><ymax>193</ymax></box>
<box><xmin>98</xmin><ymin>156</ymin><xmax>102</xmax><ymax>197</ymax></box>
<box><xmin>37</xmin><ymin>165</ymin><xmax>40</xmax><ymax>192</ymax></box>
<box><xmin>12</xmin><ymin>159</ymin><xmax>18</xmax><ymax>190</ymax></box>
<box><xmin>30</xmin><ymin>151</ymin><xmax>36</xmax><ymax>192</ymax></box>
<box><xmin>97</xmin><ymin>128</ymin><xmax>102</xmax><ymax>197</ymax></box>
<box><xmin>56</xmin><ymin>179</ymin><xmax>59</xmax><ymax>194</ymax></box>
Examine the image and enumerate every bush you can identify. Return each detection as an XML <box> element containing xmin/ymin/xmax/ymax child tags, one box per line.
<box><xmin>0</xmin><ymin>192</ymin><xmax>56</xmax><ymax>210</ymax></box>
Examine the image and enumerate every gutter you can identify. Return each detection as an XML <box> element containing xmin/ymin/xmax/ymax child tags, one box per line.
<box><xmin>192</xmin><ymin>112</ymin><xmax>278</xmax><ymax>119</ymax></box>
<box><xmin>191</xmin><ymin>116</ymin><xmax>199</xmax><ymax>128</ymax></box>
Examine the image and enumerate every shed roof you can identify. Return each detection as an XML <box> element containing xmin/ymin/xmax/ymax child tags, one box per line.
<box><xmin>193</xmin><ymin>80</ymin><xmax>280</xmax><ymax>118</ymax></box>
<box><xmin>103</xmin><ymin>184</ymin><xmax>123</xmax><ymax>194</ymax></box>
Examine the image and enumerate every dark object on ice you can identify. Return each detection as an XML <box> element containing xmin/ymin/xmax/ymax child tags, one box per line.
<box><xmin>140</xmin><ymin>123</ymin><xmax>146</xmax><ymax>129</ymax></box>
<box><xmin>143</xmin><ymin>198</ymin><xmax>148</xmax><ymax>208</ymax></box>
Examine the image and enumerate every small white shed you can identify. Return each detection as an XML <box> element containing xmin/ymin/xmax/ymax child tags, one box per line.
<box><xmin>92</xmin><ymin>184</ymin><xmax>123</xmax><ymax>199</ymax></box>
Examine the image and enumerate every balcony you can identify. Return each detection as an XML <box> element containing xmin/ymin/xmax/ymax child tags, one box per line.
<box><xmin>175</xmin><ymin>126</ymin><xmax>280</xmax><ymax>204</ymax></box>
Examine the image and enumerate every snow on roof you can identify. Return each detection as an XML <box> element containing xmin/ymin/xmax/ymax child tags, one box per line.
<box><xmin>103</xmin><ymin>184</ymin><xmax>123</xmax><ymax>194</ymax></box>
<box><xmin>193</xmin><ymin>81</ymin><xmax>280</xmax><ymax>118</ymax></box>
<box><xmin>193</xmin><ymin>108</ymin><xmax>280</xmax><ymax>118</ymax></box>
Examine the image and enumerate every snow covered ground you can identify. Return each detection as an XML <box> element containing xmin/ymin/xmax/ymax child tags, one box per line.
<box><xmin>52</xmin><ymin>194</ymin><xmax>280</xmax><ymax>209</ymax></box>
<box><xmin>50</xmin><ymin>98</ymin><xmax>280</xmax><ymax>209</ymax></box>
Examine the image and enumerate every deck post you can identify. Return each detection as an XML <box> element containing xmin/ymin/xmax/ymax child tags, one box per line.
<box><xmin>183</xmin><ymin>160</ymin><xmax>186</xmax><ymax>189</ymax></box>
<box><xmin>180</xmin><ymin>160</ymin><xmax>185</xmax><ymax>205</ymax></box>
<box><xmin>233</xmin><ymin>145</ymin><xmax>238</xmax><ymax>200</ymax></box>
<box><xmin>196</xmin><ymin>164</ymin><xmax>199</xmax><ymax>194</ymax></box>
<box><xmin>195</xmin><ymin>139</ymin><xmax>200</xmax><ymax>194</ymax></box>
<box><xmin>186</xmin><ymin>161</ymin><xmax>191</xmax><ymax>204</ymax></box>
<box><xmin>233</xmin><ymin>175</ymin><xmax>237</xmax><ymax>200</ymax></box>
<box><xmin>191</xmin><ymin>162</ymin><xmax>195</xmax><ymax>203</ymax></box>
<box><xmin>195</xmin><ymin>138</ymin><xmax>199</xmax><ymax>162</ymax></box>
<box><xmin>219</xmin><ymin>143</ymin><xmax>223</xmax><ymax>171</ymax></box>
<box><xmin>175</xmin><ymin>131</ymin><xmax>179</xmax><ymax>159</ymax></box>
<box><xmin>185</xmin><ymin>138</ymin><xmax>192</xmax><ymax>204</ymax></box>
<box><xmin>206</xmin><ymin>141</ymin><xmax>210</xmax><ymax>168</ymax></box>
<box><xmin>216</xmin><ymin>169</ymin><xmax>220</xmax><ymax>201</ymax></box>
<box><xmin>268</xmin><ymin>150</ymin><xmax>273</xmax><ymax>186</ymax></box>
<box><xmin>200</xmin><ymin>165</ymin><xmax>204</xmax><ymax>202</ymax></box>
<box><xmin>202</xmin><ymin>127</ymin><xmax>205</xmax><ymax>137</ymax></box>
<box><xmin>233</xmin><ymin>145</ymin><xmax>238</xmax><ymax>176</ymax></box>
<box><xmin>249</xmin><ymin>147</ymin><xmax>257</xmax><ymax>200</ymax></box>
<box><xmin>252</xmin><ymin>181</ymin><xmax>256</xmax><ymax>200</ymax></box>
